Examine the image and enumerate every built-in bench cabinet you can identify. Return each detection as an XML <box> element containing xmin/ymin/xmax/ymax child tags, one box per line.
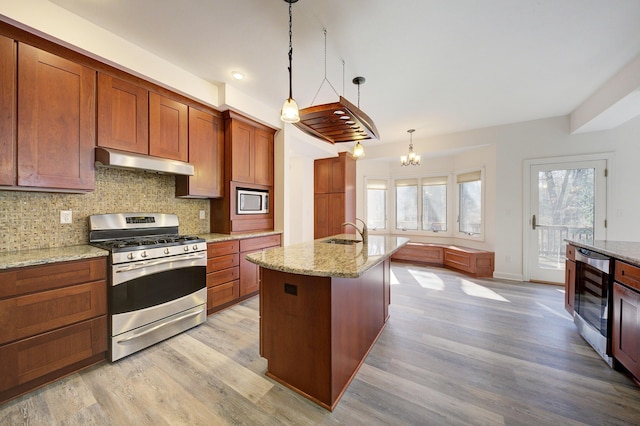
<box><xmin>391</xmin><ymin>242</ymin><xmax>495</xmax><ymax>278</ymax></box>
<box><xmin>0</xmin><ymin>258</ymin><xmax>108</xmax><ymax>404</ymax></box>
<box><xmin>206</xmin><ymin>234</ymin><xmax>281</xmax><ymax>314</ymax></box>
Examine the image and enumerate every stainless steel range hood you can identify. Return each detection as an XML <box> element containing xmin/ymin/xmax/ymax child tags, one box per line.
<box><xmin>95</xmin><ymin>147</ymin><xmax>194</xmax><ymax>176</ymax></box>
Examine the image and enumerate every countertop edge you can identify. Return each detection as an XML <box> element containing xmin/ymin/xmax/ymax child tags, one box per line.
<box><xmin>566</xmin><ymin>239</ymin><xmax>640</xmax><ymax>267</ymax></box>
<box><xmin>0</xmin><ymin>245</ymin><xmax>109</xmax><ymax>270</ymax></box>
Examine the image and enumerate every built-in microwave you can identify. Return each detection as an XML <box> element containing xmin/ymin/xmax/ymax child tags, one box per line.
<box><xmin>236</xmin><ymin>188</ymin><xmax>269</xmax><ymax>215</ymax></box>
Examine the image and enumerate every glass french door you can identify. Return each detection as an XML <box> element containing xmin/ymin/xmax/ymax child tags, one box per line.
<box><xmin>528</xmin><ymin>159</ymin><xmax>607</xmax><ymax>283</ymax></box>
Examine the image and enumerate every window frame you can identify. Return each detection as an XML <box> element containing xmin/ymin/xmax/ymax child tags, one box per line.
<box><xmin>454</xmin><ymin>167</ymin><xmax>485</xmax><ymax>241</ymax></box>
<box><xmin>364</xmin><ymin>177</ymin><xmax>390</xmax><ymax>232</ymax></box>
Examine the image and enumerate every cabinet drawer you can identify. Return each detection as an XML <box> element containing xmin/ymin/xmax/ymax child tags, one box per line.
<box><xmin>616</xmin><ymin>261</ymin><xmax>640</xmax><ymax>292</ymax></box>
<box><xmin>0</xmin><ymin>316</ymin><xmax>107</xmax><ymax>393</ymax></box>
<box><xmin>207</xmin><ymin>253</ymin><xmax>239</xmax><ymax>273</ymax></box>
<box><xmin>239</xmin><ymin>234</ymin><xmax>281</xmax><ymax>253</ymax></box>
<box><xmin>207</xmin><ymin>240</ymin><xmax>239</xmax><ymax>258</ymax></box>
<box><xmin>566</xmin><ymin>244</ymin><xmax>576</xmax><ymax>261</ymax></box>
<box><xmin>207</xmin><ymin>280</ymin><xmax>239</xmax><ymax>309</ymax></box>
<box><xmin>206</xmin><ymin>267</ymin><xmax>240</xmax><ymax>288</ymax></box>
<box><xmin>0</xmin><ymin>280</ymin><xmax>107</xmax><ymax>345</ymax></box>
<box><xmin>0</xmin><ymin>258</ymin><xmax>106</xmax><ymax>299</ymax></box>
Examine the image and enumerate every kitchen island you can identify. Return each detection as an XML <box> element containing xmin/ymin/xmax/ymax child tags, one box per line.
<box><xmin>245</xmin><ymin>234</ymin><xmax>409</xmax><ymax>410</ymax></box>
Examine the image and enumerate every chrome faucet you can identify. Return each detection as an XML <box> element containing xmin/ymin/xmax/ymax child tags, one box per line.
<box><xmin>342</xmin><ymin>218</ymin><xmax>368</xmax><ymax>245</ymax></box>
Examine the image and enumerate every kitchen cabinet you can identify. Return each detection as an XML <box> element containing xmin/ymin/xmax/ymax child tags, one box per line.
<box><xmin>612</xmin><ymin>260</ymin><xmax>640</xmax><ymax>379</ymax></box>
<box><xmin>565</xmin><ymin>244</ymin><xmax>576</xmax><ymax>314</ymax></box>
<box><xmin>211</xmin><ymin>111</ymin><xmax>276</xmax><ymax>233</ymax></box>
<box><xmin>16</xmin><ymin>43</ymin><xmax>96</xmax><ymax>191</ymax></box>
<box><xmin>206</xmin><ymin>240</ymin><xmax>240</xmax><ymax>314</ymax></box>
<box><xmin>224</xmin><ymin>110</ymin><xmax>275</xmax><ymax>186</ymax></box>
<box><xmin>239</xmin><ymin>234</ymin><xmax>281</xmax><ymax>297</ymax></box>
<box><xmin>175</xmin><ymin>108</ymin><xmax>224</xmax><ymax>198</ymax></box>
<box><xmin>314</xmin><ymin>152</ymin><xmax>356</xmax><ymax>239</ymax></box>
<box><xmin>0</xmin><ymin>34</ymin><xmax>15</xmax><ymax>186</ymax></box>
<box><xmin>0</xmin><ymin>258</ymin><xmax>107</xmax><ymax>404</ymax></box>
<box><xmin>149</xmin><ymin>92</ymin><xmax>188</xmax><ymax>162</ymax></box>
<box><xmin>97</xmin><ymin>73</ymin><xmax>149</xmax><ymax>154</ymax></box>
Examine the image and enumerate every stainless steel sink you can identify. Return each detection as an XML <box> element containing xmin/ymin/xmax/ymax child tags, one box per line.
<box><xmin>323</xmin><ymin>238</ymin><xmax>362</xmax><ymax>245</ymax></box>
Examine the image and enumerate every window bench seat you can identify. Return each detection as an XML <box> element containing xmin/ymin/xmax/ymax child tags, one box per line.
<box><xmin>391</xmin><ymin>241</ymin><xmax>495</xmax><ymax>278</ymax></box>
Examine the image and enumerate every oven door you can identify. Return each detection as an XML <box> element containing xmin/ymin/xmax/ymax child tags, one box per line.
<box><xmin>110</xmin><ymin>252</ymin><xmax>207</xmax><ymax>361</ymax></box>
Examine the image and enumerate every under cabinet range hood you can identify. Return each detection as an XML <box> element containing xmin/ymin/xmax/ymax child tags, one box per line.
<box><xmin>95</xmin><ymin>147</ymin><xmax>195</xmax><ymax>176</ymax></box>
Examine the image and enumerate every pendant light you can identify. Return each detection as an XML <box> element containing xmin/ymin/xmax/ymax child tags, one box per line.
<box><xmin>400</xmin><ymin>129</ymin><xmax>420</xmax><ymax>166</ymax></box>
<box><xmin>351</xmin><ymin>76</ymin><xmax>366</xmax><ymax>158</ymax></box>
<box><xmin>281</xmin><ymin>0</ymin><xmax>300</xmax><ymax>123</ymax></box>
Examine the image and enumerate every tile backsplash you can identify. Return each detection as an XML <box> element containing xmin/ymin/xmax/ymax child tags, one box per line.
<box><xmin>0</xmin><ymin>167</ymin><xmax>210</xmax><ymax>253</ymax></box>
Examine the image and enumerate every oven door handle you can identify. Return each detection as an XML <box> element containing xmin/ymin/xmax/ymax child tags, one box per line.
<box><xmin>115</xmin><ymin>252</ymin><xmax>206</xmax><ymax>273</ymax></box>
<box><xmin>116</xmin><ymin>309</ymin><xmax>204</xmax><ymax>344</ymax></box>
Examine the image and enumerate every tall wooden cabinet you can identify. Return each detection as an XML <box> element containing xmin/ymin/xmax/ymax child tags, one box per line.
<box><xmin>314</xmin><ymin>152</ymin><xmax>356</xmax><ymax>239</ymax></box>
<box><xmin>16</xmin><ymin>43</ymin><xmax>96</xmax><ymax>191</ymax></box>
<box><xmin>0</xmin><ymin>34</ymin><xmax>15</xmax><ymax>186</ymax></box>
<box><xmin>211</xmin><ymin>111</ymin><xmax>276</xmax><ymax>233</ymax></box>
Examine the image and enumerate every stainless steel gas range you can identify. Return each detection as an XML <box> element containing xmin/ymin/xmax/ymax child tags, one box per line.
<box><xmin>89</xmin><ymin>213</ymin><xmax>207</xmax><ymax>361</ymax></box>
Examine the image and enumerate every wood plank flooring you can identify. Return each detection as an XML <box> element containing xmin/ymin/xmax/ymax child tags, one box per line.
<box><xmin>1</xmin><ymin>262</ymin><xmax>640</xmax><ymax>425</ymax></box>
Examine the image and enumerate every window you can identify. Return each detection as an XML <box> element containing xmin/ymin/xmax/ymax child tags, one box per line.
<box><xmin>366</xmin><ymin>179</ymin><xmax>388</xmax><ymax>230</ymax></box>
<box><xmin>395</xmin><ymin>179</ymin><xmax>418</xmax><ymax>230</ymax></box>
<box><xmin>457</xmin><ymin>170</ymin><xmax>482</xmax><ymax>236</ymax></box>
<box><xmin>422</xmin><ymin>176</ymin><xmax>447</xmax><ymax>232</ymax></box>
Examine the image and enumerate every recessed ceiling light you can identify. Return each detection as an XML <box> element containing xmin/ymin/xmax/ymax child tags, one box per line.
<box><xmin>231</xmin><ymin>71</ymin><xmax>244</xmax><ymax>80</ymax></box>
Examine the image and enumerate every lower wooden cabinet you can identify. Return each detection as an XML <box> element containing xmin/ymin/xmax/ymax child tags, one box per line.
<box><xmin>0</xmin><ymin>257</ymin><xmax>108</xmax><ymax>404</ymax></box>
<box><xmin>239</xmin><ymin>234</ymin><xmax>282</xmax><ymax>297</ymax></box>
<box><xmin>612</xmin><ymin>260</ymin><xmax>640</xmax><ymax>380</ymax></box>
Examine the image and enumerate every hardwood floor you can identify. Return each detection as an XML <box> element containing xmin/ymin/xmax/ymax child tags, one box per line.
<box><xmin>1</xmin><ymin>262</ymin><xmax>639</xmax><ymax>425</ymax></box>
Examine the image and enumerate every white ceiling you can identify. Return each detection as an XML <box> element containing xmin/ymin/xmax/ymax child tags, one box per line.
<box><xmin>50</xmin><ymin>0</ymin><xmax>640</xmax><ymax>146</ymax></box>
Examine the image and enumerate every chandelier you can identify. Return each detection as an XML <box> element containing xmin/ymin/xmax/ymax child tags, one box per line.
<box><xmin>400</xmin><ymin>129</ymin><xmax>420</xmax><ymax>166</ymax></box>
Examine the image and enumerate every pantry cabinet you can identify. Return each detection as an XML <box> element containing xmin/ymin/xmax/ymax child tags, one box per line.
<box><xmin>16</xmin><ymin>43</ymin><xmax>96</xmax><ymax>191</ymax></box>
<box><xmin>175</xmin><ymin>108</ymin><xmax>224</xmax><ymax>198</ymax></box>
<box><xmin>0</xmin><ymin>258</ymin><xmax>107</xmax><ymax>404</ymax></box>
<box><xmin>97</xmin><ymin>73</ymin><xmax>149</xmax><ymax>154</ymax></box>
<box><xmin>0</xmin><ymin>34</ymin><xmax>15</xmax><ymax>186</ymax></box>
<box><xmin>314</xmin><ymin>152</ymin><xmax>356</xmax><ymax>239</ymax></box>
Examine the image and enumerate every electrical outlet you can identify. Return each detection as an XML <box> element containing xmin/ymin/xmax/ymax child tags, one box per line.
<box><xmin>199</xmin><ymin>210</ymin><xmax>206</xmax><ymax>220</ymax></box>
<box><xmin>60</xmin><ymin>210</ymin><xmax>72</xmax><ymax>224</ymax></box>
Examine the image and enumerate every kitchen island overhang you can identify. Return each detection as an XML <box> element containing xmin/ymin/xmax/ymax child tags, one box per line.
<box><xmin>246</xmin><ymin>234</ymin><xmax>409</xmax><ymax>410</ymax></box>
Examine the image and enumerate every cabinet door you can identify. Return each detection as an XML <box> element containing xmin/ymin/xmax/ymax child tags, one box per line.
<box><xmin>0</xmin><ymin>35</ymin><xmax>15</xmax><ymax>186</ymax></box>
<box><xmin>565</xmin><ymin>259</ymin><xmax>576</xmax><ymax>314</ymax></box>
<box><xmin>328</xmin><ymin>192</ymin><xmax>347</xmax><ymax>236</ymax></box>
<box><xmin>314</xmin><ymin>193</ymin><xmax>330</xmax><ymax>239</ymax></box>
<box><xmin>230</xmin><ymin>119</ymin><xmax>254</xmax><ymax>183</ymax></box>
<box><xmin>239</xmin><ymin>254</ymin><xmax>259</xmax><ymax>297</ymax></box>
<box><xmin>253</xmin><ymin>128</ymin><xmax>274</xmax><ymax>186</ymax></box>
<box><xmin>314</xmin><ymin>158</ymin><xmax>330</xmax><ymax>194</ymax></box>
<box><xmin>176</xmin><ymin>108</ymin><xmax>223</xmax><ymax>197</ymax></box>
<box><xmin>149</xmin><ymin>92</ymin><xmax>188</xmax><ymax>162</ymax></box>
<box><xmin>329</xmin><ymin>155</ymin><xmax>346</xmax><ymax>193</ymax></box>
<box><xmin>612</xmin><ymin>282</ymin><xmax>640</xmax><ymax>378</ymax></box>
<box><xmin>97</xmin><ymin>73</ymin><xmax>148</xmax><ymax>154</ymax></box>
<box><xmin>17</xmin><ymin>43</ymin><xmax>95</xmax><ymax>190</ymax></box>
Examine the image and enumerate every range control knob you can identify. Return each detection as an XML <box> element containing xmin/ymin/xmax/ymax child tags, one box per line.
<box><xmin>141</xmin><ymin>251</ymin><xmax>148</xmax><ymax>258</ymax></box>
<box><xmin>192</xmin><ymin>244</ymin><xmax>198</xmax><ymax>251</ymax></box>
<box><xmin>184</xmin><ymin>246</ymin><xmax>189</xmax><ymax>252</ymax></box>
<box><xmin>127</xmin><ymin>252</ymin><xmax>135</xmax><ymax>260</ymax></box>
<box><xmin>164</xmin><ymin>248</ymin><xmax>170</xmax><ymax>255</ymax></box>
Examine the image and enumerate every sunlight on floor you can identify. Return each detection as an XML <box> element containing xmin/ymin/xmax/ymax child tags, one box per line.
<box><xmin>407</xmin><ymin>268</ymin><xmax>445</xmax><ymax>290</ymax></box>
<box><xmin>460</xmin><ymin>279</ymin><xmax>509</xmax><ymax>302</ymax></box>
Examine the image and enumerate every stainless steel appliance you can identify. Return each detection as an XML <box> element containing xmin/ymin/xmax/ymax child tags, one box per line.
<box><xmin>236</xmin><ymin>187</ymin><xmax>269</xmax><ymax>214</ymax></box>
<box><xmin>89</xmin><ymin>213</ymin><xmax>207</xmax><ymax>361</ymax></box>
<box><xmin>574</xmin><ymin>247</ymin><xmax>613</xmax><ymax>366</ymax></box>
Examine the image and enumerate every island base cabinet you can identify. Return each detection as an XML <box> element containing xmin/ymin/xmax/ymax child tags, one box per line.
<box><xmin>612</xmin><ymin>282</ymin><xmax>640</xmax><ymax>379</ymax></box>
<box><xmin>260</xmin><ymin>260</ymin><xmax>388</xmax><ymax>411</ymax></box>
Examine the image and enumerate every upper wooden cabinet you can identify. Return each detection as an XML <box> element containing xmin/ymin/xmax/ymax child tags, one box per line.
<box><xmin>175</xmin><ymin>108</ymin><xmax>224</xmax><ymax>198</ymax></box>
<box><xmin>0</xmin><ymin>34</ymin><xmax>15</xmax><ymax>186</ymax></box>
<box><xmin>224</xmin><ymin>110</ymin><xmax>275</xmax><ymax>186</ymax></box>
<box><xmin>97</xmin><ymin>73</ymin><xmax>149</xmax><ymax>154</ymax></box>
<box><xmin>315</xmin><ymin>152</ymin><xmax>351</xmax><ymax>194</ymax></box>
<box><xmin>16</xmin><ymin>43</ymin><xmax>96</xmax><ymax>191</ymax></box>
<box><xmin>149</xmin><ymin>92</ymin><xmax>188</xmax><ymax>162</ymax></box>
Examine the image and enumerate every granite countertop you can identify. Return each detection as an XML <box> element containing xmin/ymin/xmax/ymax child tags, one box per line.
<box><xmin>0</xmin><ymin>230</ymin><xmax>283</xmax><ymax>271</ymax></box>
<box><xmin>0</xmin><ymin>245</ymin><xmax>109</xmax><ymax>271</ymax></box>
<box><xmin>566</xmin><ymin>240</ymin><xmax>640</xmax><ymax>266</ymax></box>
<box><xmin>245</xmin><ymin>234</ymin><xmax>410</xmax><ymax>278</ymax></box>
<box><xmin>199</xmin><ymin>230</ymin><xmax>282</xmax><ymax>243</ymax></box>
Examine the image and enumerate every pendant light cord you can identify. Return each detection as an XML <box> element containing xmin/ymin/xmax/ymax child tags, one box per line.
<box><xmin>287</xmin><ymin>0</ymin><xmax>293</xmax><ymax>100</ymax></box>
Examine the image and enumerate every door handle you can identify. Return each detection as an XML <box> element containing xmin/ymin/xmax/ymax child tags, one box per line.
<box><xmin>532</xmin><ymin>214</ymin><xmax>536</xmax><ymax>230</ymax></box>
